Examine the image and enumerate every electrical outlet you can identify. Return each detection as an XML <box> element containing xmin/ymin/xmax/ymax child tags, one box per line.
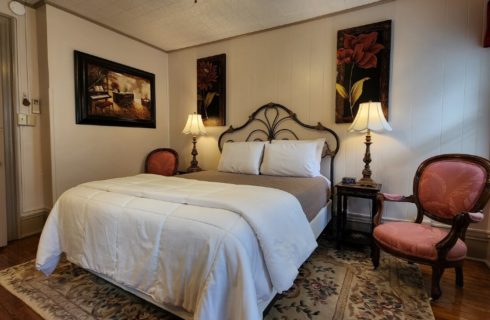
<box><xmin>17</xmin><ymin>113</ymin><xmax>27</xmax><ymax>126</ymax></box>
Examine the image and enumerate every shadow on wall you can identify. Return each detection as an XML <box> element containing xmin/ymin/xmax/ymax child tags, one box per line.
<box><xmin>340</xmin><ymin>112</ymin><xmax>486</xmax><ymax>221</ymax></box>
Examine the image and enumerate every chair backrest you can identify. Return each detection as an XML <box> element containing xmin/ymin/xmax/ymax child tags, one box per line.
<box><xmin>414</xmin><ymin>154</ymin><xmax>490</xmax><ymax>224</ymax></box>
<box><xmin>145</xmin><ymin>148</ymin><xmax>179</xmax><ymax>176</ymax></box>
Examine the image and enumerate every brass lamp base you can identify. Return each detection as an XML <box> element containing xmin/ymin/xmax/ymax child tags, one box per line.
<box><xmin>186</xmin><ymin>165</ymin><xmax>202</xmax><ymax>173</ymax></box>
<box><xmin>357</xmin><ymin>177</ymin><xmax>378</xmax><ymax>187</ymax></box>
<box><xmin>187</xmin><ymin>136</ymin><xmax>202</xmax><ymax>173</ymax></box>
<box><xmin>358</xmin><ymin>129</ymin><xmax>378</xmax><ymax>187</ymax></box>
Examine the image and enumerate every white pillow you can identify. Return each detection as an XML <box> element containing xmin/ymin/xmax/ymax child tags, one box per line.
<box><xmin>218</xmin><ymin>141</ymin><xmax>265</xmax><ymax>175</ymax></box>
<box><xmin>272</xmin><ymin>138</ymin><xmax>325</xmax><ymax>160</ymax></box>
<box><xmin>260</xmin><ymin>139</ymin><xmax>325</xmax><ymax>177</ymax></box>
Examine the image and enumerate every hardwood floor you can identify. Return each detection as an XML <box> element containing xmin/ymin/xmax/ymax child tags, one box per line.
<box><xmin>419</xmin><ymin>262</ymin><xmax>490</xmax><ymax>320</ymax></box>
<box><xmin>0</xmin><ymin>235</ymin><xmax>489</xmax><ymax>320</ymax></box>
<box><xmin>0</xmin><ymin>235</ymin><xmax>43</xmax><ymax>320</ymax></box>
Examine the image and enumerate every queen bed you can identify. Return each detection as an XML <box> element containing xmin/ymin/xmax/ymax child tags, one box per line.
<box><xmin>36</xmin><ymin>103</ymin><xmax>339</xmax><ymax>320</ymax></box>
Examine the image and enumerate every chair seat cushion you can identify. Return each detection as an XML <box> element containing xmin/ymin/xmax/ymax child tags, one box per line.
<box><xmin>373</xmin><ymin>222</ymin><xmax>467</xmax><ymax>261</ymax></box>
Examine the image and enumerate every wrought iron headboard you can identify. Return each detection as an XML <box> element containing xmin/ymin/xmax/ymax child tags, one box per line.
<box><xmin>218</xmin><ymin>102</ymin><xmax>340</xmax><ymax>183</ymax></box>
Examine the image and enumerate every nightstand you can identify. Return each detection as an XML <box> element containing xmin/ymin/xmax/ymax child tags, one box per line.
<box><xmin>335</xmin><ymin>183</ymin><xmax>382</xmax><ymax>252</ymax></box>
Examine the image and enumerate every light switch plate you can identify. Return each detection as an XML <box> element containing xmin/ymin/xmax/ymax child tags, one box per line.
<box><xmin>17</xmin><ymin>113</ymin><xmax>27</xmax><ymax>126</ymax></box>
<box><xmin>27</xmin><ymin>114</ymin><xmax>36</xmax><ymax>126</ymax></box>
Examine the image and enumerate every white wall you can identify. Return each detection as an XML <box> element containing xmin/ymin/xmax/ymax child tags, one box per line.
<box><xmin>0</xmin><ymin>0</ymin><xmax>49</xmax><ymax>222</ymax></box>
<box><xmin>44</xmin><ymin>5</ymin><xmax>170</xmax><ymax>199</ymax></box>
<box><xmin>169</xmin><ymin>0</ymin><xmax>490</xmax><ymax>247</ymax></box>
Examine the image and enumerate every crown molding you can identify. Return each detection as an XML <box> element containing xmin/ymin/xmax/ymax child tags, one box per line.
<box><xmin>23</xmin><ymin>0</ymin><xmax>395</xmax><ymax>53</ymax></box>
<box><xmin>167</xmin><ymin>0</ymin><xmax>395</xmax><ymax>53</ymax></box>
<box><xmin>32</xmin><ymin>1</ymin><xmax>168</xmax><ymax>53</ymax></box>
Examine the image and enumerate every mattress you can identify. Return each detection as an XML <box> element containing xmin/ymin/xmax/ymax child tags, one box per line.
<box><xmin>180</xmin><ymin>170</ymin><xmax>330</xmax><ymax>222</ymax></box>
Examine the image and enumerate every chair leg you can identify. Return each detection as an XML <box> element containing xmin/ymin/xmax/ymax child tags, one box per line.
<box><xmin>371</xmin><ymin>243</ymin><xmax>380</xmax><ymax>269</ymax></box>
<box><xmin>455</xmin><ymin>266</ymin><xmax>464</xmax><ymax>288</ymax></box>
<box><xmin>431</xmin><ymin>266</ymin><xmax>444</xmax><ymax>300</ymax></box>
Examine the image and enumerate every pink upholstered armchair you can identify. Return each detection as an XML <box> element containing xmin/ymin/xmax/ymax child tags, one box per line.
<box><xmin>145</xmin><ymin>148</ymin><xmax>179</xmax><ymax>176</ymax></box>
<box><xmin>371</xmin><ymin>154</ymin><xmax>490</xmax><ymax>300</ymax></box>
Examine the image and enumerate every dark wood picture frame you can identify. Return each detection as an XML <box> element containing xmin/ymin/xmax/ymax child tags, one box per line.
<box><xmin>197</xmin><ymin>54</ymin><xmax>226</xmax><ymax>126</ymax></box>
<box><xmin>485</xmin><ymin>0</ymin><xmax>490</xmax><ymax>47</ymax></box>
<box><xmin>74</xmin><ymin>50</ymin><xmax>156</xmax><ymax>128</ymax></box>
<box><xmin>335</xmin><ymin>20</ymin><xmax>392</xmax><ymax>123</ymax></box>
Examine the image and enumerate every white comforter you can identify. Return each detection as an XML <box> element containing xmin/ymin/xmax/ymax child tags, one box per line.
<box><xmin>36</xmin><ymin>174</ymin><xmax>317</xmax><ymax>320</ymax></box>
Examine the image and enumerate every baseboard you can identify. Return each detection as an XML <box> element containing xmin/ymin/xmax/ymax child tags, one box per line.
<box><xmin>345</xmin><ymin>212</ymin><xmax>490</xmax><ymax>261</ymax></box>
<box><xmin>20</xmin><ymin>209</ymin><xmax>49</xmax><ymax>238</ymax></box>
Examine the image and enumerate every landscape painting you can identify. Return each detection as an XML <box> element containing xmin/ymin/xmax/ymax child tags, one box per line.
<box><xmin>75</xmin><ymin>51</ymin><xmax>156</xmax><ymax>128</ymax></box>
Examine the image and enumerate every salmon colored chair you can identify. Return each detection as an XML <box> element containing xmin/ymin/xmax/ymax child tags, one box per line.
<box><xmin>144</xmin><ymin>148</ymin><xmax>179</xmax><ymax>176</ymax></box>
<box><xmin>372</xmin><ymin>154</ymin><xmax>490</xmax><ymax>300</ymax></box>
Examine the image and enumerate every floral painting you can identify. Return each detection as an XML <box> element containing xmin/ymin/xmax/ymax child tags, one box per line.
<box><xmin>74</xmin><ymin>51</ymin><xmax>155</xmax><ymax>128</ymax></box>
<box><xmin>335</xmin><ymin>20</ymin><xmax>391</xmax><ymax>123</ymax></box>
<box><xmin>197</xmin><ymin>54</ymin><xmax>226</xmax><ymax>126</ymax></box>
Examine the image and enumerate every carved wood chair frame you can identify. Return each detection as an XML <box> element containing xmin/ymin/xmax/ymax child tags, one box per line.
<box><xmin>372</xmin><ymin>153</ymin><xmax>490</xmax><ymax>300</ymax></box>
<box><xmin>144</xmin><ymin>148</ymin><xmax>179</xmax><ymax>176</ymax></box>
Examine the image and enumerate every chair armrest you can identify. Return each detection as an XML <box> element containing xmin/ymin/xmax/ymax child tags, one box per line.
<box><xmin>373</xmin><ymin>193</ymin><xmax>415</xmax><ymax>226</ymax></box>
<box><xmin>435</xmin><ymin>212</ymin><xmax>481</xmax><ymax>260</ymax></box>
<box><xmin>380</xmin><ymin>193</ymin><xmax>415</xmax><ymax>203</ymax></box>
<box><xmin>468</xmin><ymin>211</ymin><xmax>484</xmax><ymax>223</ymax></box>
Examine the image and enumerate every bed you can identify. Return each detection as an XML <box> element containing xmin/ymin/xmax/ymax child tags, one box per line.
<box><xmin>36</xmin><ymin>102</ymin><xmax>339</xmax><ymax>320</ymax></box>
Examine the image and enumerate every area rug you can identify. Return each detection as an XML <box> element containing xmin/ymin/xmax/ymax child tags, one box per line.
<box><xmin>0</xmin><ymin>240</ymin><xmax>434</xmax><ymax>320</ymax></box>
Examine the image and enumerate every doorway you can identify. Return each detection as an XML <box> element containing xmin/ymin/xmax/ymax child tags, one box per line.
<box><xmin>0</xmin><ymin>14</ymin><xmax>19</xmax><ymax>246</ymax></box>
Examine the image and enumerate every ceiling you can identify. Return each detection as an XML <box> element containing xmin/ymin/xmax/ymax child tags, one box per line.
<box><xmin>27</xmin><ymin>0</ymin><xmax>383</xmax><ymax>51</ymax></box>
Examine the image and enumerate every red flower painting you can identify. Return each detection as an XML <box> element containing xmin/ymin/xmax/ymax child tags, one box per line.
<box><xmin>338</xmin><ymin>32</ymin><xmax>384</xmax><ymax>68</ymax></box>
<box><xmin>196</xmin><ymin>54</ymin><xmax>226</xmax><ymax>126</ymax></box>
<box><xmin>335</xmin><ymin>21</ymin><xmax>391</xmax><ymax>123</ymax></box>
<box><xmin>197</xmin><ymin>61</ymin><xmax>218</xmax><ymax>91</ymax></box>
<box><xmin>197</xmin><ymin>60</ymin><xmax>219</xmax><ymax>120</ymax></box>
<box><xmin>336</xmin><ymin>31</ymin><xmax>385</xmax><ymax>119</ymax></box>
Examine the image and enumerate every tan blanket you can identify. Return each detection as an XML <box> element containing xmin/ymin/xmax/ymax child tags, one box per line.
<box><xmin>180</xmin><ymin>171</ymin><xmax>330</xmax><ymax>222</ymax></box>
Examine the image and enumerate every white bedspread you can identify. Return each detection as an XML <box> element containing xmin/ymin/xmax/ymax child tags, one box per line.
<box><xmin>36</xmin><ymin>174</ymin><xmax>317</xmax><ymax>320</ymax></box>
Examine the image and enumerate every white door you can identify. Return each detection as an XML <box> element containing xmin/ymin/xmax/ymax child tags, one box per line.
<box><xmin>0</xmin><ymin>81</ymin><xmax>7</xmax><ymax>247</ymax></box>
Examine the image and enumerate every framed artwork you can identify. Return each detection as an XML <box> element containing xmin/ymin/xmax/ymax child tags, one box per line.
<box><xmin>197</xmin><ymin>54</ymin><xmax>226</xmax><ymax>126</ymax></box>
<box><xmin>335</xmin><ymin>20</ymin><xmax>392</xmax><ymax>123</ymax></box>
<box><xmin>74</xmin><ymin>50</ymin><xmax>156</xmax><ymax>128</ymax></box>
<box><xmin>485</xmin><ymin>0</ymin><xmax>490</xmax><ymax>47</ymax></box>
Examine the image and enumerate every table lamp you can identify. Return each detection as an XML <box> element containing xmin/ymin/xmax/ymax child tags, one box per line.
<box><xmin>348</xmin><ymin>101</ymin><xmax>392</xmax><ymax>187</ymax></box>
<box><xmin>182</xmin><ymin>113</ymin><xmax>207</xmax><ymax>172</ymax></box>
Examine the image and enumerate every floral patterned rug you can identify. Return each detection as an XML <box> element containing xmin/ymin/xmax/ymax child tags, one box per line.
<box><xmin>0</xmin><ymin>239</ymin><xmax>434</xmax><ymax>320</ymax></box>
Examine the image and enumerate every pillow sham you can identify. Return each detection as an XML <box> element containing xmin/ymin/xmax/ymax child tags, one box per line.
<box><xmin>218</xmin><ymin>141</ymin><xmax>266</xmax><ymax>175</ymax></box>
<box><xmin>272</xmin><ymin>138</ymin><xmax>325</xmax><ymax>161</ymax></box>
<box><xmin>260</xmin><ymin>139</ymin><xmax>325</xmax><ymax>177</ymax></box>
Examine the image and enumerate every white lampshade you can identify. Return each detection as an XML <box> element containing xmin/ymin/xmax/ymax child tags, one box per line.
<box><xmin>348</xmin><ymin>101</ymin><xmax>392</xmax><ymax>133</ymax></box>
<box><xmin>182</xmin><ymin>113</ymin><xmax>207</xmax><ymax>136</ymax></box>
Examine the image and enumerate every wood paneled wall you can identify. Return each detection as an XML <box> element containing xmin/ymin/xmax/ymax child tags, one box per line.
<box><xmin>168</xmin><ymin>0</ymin><xmax>490</xmax><ymax>233</ymax></box>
